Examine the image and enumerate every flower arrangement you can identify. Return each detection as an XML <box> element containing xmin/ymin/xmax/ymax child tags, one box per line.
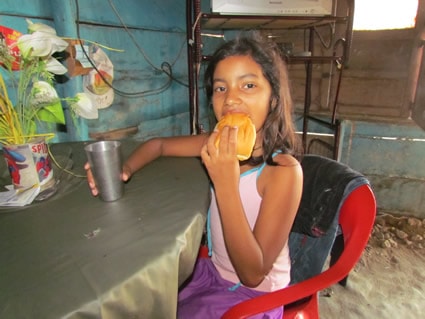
<box><xmin>0</xmin><ymin>19</ymin><xmax>96</xmax><ymax>146</ymax></box>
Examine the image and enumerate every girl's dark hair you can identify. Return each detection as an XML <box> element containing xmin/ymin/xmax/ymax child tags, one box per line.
<box><xmin>204</xmin><ymin>32</ymin><xmax>303</xmax><ymax>165</ymax></box>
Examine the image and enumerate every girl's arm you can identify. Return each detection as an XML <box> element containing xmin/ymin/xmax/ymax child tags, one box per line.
<box><xmin>218</xmin><ymin>159</ymin><xmax>302</xmax><ymax>287</ymax></box>
<box><xmin>86</xmin><ymin>133</ymin><xmax>209</xmax><ymax>196</ymax></box>
<box><xmin>202</xmin><ymin>126</ymin><xmax>303</xmax><ymax>287</ymax></box>
<box><xmin>123</xmin><ymin>133</ymin><xmax>208</xmax><ymax>179</ymax></box>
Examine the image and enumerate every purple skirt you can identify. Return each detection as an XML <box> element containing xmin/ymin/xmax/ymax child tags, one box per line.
<box><xmin>178</xmin><ymin>258</ymin><xmax>284</xmax><ymax>319</ymax></box>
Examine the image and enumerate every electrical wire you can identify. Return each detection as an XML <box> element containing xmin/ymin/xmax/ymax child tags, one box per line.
<box><xmin>73</xmin><ymin>0</ymin><xmax>188</xmax><ymax>98</ymax></box>
<box><xmin>107</xmin><ymin>0</ymin><xmax>189</xmax><ymax>87</ymax></box>
<box><xmin>313</xmin><ymin>23</ymin><xmax>334</xmax><ymax>50</ymax></box>
<box><xmin>107</xmin><ymin>0</ymin><xmax>186</xmax><ymax>69</ymax></box>
<box><xmin>303</xmin><ymin>23</ymin><xmax>334</xmax><ymax>52</ymax></box>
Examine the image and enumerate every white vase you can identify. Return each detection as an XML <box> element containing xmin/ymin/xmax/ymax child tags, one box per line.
<box><xmin>2</xmin><ymin>138</ymin><xmax>55</xmax><ymax>191</ymax></box>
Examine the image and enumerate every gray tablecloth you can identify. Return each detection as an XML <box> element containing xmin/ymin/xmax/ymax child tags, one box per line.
<box><xmin>0</xmin><ymin>141</ymin><xmax>210</xmax><ymax>319</ymax></box>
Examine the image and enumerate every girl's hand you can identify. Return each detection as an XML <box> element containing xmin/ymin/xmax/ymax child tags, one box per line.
<box><xmin>84</xmin><ymin>162</ymin><xmax>132</xmax><ymax>197</ymax></box>
<box><xmin>121</xmin><ymin>163</ymin><xmax>132</xmax><ymax>182</ymax></box>
<box><xmin>201</xmin><ymin>125</ymin><xmax>240</xmax><ymax>187</ymax></box>
<box><xmin>84</xmin><ymin>162</ymin><xmax>99</xmax><ymax>196</ymax></box>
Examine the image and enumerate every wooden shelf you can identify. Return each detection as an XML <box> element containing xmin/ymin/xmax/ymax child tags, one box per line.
<box><xmin>286</xmin><ymin>55</ymin><xmax>343</xmax><ymax>64</ymax></box>
<box><xmin>201</xmin><ymin>13</ymin><xmax>347</xmax><ymax>30</ymax></box>
<box><xmin>202</xmin><ymin>55</ymin><xmax>343</xmax><ymax>64</ymax></box>
<box><xmin>186</xmin><ymin>0</ymin><xmax>355</xmax><ymax>159</ymax></box>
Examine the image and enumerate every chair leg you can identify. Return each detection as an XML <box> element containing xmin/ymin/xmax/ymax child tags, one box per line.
<box><xmin>330</xmin><ymin>233</ymin><xmax>348</xmax><ymax>286</ymax></box>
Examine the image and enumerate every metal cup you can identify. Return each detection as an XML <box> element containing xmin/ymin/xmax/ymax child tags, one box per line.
<box><xmin>84</xmin><ymin>140</ymin><xmax>124</xmax><ymax>202</ymax></box>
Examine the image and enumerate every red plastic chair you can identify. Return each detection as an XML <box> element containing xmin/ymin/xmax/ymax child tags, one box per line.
<box><xmin>199</xmin><ymin>183</ymin><xmax>376</xmax><ymax>319</ymax></box>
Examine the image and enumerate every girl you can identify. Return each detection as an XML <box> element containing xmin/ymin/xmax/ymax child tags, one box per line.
<box><xmin>86</xmin><ymin>33</ymin><xmax>303</xmax><ymax>318</ymax></box>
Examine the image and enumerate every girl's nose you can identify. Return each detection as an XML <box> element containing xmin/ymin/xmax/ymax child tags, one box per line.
<box><xmin>224</xmin><ymin>88</ymin><xmax>241</xmax><ymax>106</ymax></box>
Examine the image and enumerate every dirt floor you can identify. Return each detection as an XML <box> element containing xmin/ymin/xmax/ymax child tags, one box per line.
<box><xmin>319</xmin><ymin>212</ymin><xmax>425</xmax><ymax>318</ymax></box>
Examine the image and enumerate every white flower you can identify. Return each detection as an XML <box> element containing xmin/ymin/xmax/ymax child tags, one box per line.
<box><xmin>72</xmin><ymin>93</ymin><xmax>98</xmax><ymax>119</ymax></box>
<box><xmin>26</xmin><ymin>19</ymin><xmax>57</xmax><ymax>35</ymax></box>
<box><xmin>30</xmin><ymin>81</ymin><xmax>59</xmax><ymax>106</ymax></box>
<box><xmin>45</xmin><ymin>56</ymin><xmax>67</xmax><ymax>75</ymax></box>
<box><xmin>17</xmin><ymin>31</ymin><xmax>68</xmax><ymax>58</ymax></box>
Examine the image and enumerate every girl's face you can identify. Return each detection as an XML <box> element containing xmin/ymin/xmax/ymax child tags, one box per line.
<box><xmin>211</xmin><ymin>55</ymin><xmax>272</xmax><ymax>135</ymax></box>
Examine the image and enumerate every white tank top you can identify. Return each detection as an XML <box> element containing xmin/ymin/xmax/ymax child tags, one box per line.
<box><xmin>207</xmin><ymin>164</ymin><xmax>291</xmax><ymax>292</ymax></box>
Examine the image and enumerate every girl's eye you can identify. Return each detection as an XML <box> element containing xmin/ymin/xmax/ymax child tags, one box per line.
<box><xmin>213</xmin><ymin>86</ymin><xmax>226</xmax><ymax>92</ymax></box>
<box><xmin>244</xmin><ymin>83</ymin><xmax>256</xmax><ymax>89</ymax></box>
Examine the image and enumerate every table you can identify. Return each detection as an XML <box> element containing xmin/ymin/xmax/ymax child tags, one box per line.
<box><xmin>0</xmin><ymin>140</ymin><xmax>210</xmax><ymax>319</ymax></box>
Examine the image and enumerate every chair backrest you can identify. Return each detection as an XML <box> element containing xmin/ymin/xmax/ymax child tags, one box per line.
<box><xmin>288</xmin><ymin>154</ymin><xmax>371</xmax><ymax>284</ymax></box>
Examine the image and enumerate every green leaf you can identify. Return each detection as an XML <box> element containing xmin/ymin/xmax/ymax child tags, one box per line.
<box><xmin>36</xmin><ymin>101</ymin><xmax>65</xmax><ymax>124</ymax></box>
<box><xmin>27</xmin><ymin>119</ymin><xmax>37</xmax><ymax>136</ymax></box>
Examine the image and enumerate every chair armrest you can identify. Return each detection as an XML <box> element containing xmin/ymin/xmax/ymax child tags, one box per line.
<box><xmin>222</xmin><ymin>263</ymin><xmax>351</xmax><ymax>319</ymax></box>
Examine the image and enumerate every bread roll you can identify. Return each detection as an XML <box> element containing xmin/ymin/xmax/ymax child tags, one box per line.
<box><xmin>214</xmin><ymin>113</ymin><xmax>256</xmax><ymax>161</ymax></box>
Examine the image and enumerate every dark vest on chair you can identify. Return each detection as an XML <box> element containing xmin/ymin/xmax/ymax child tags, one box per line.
<box><xmin>288</xmin><ymin>155</ymin><xmax>369</xmax><ymax>284</ymax></box>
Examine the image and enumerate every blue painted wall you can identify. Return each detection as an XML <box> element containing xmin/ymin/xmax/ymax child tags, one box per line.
<box><xmin>1</xmin><ymin>0</ymin><xmax>424</xmax><ymax>217</ymax></box>
<box><xmin>1</xmin><ymin>0</ymin><xmax>206</xmax><ymax>141</ymax></box>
